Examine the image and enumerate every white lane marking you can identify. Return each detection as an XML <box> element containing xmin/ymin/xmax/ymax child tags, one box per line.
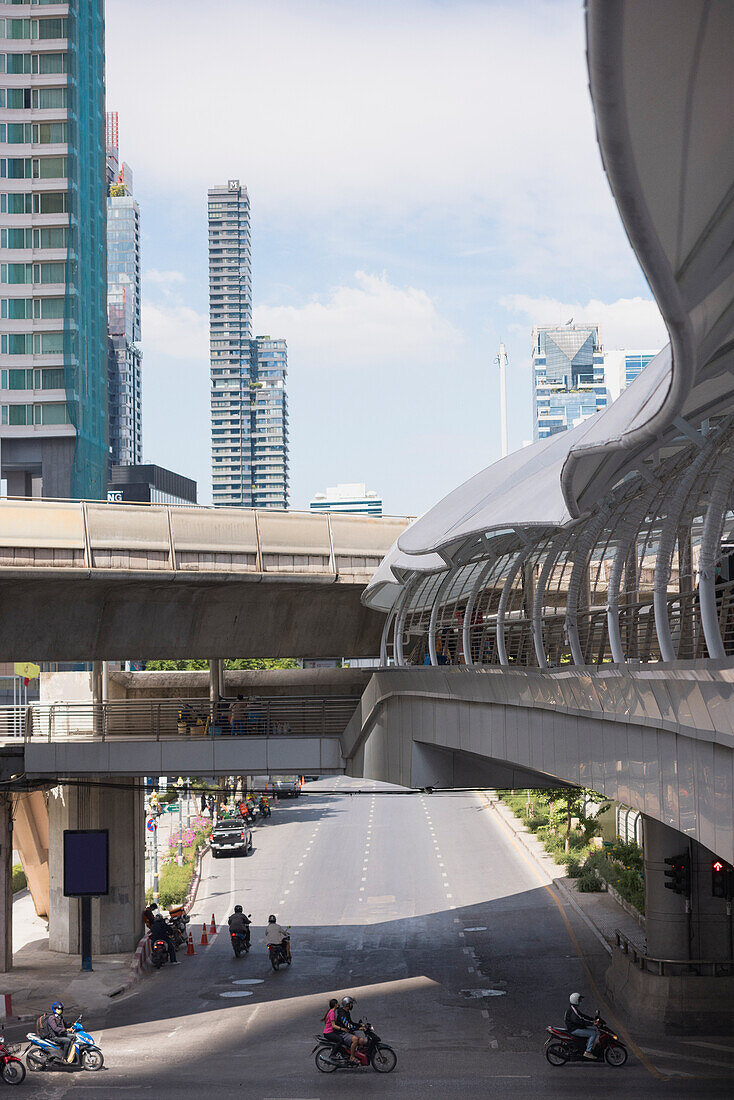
<box><xmin>481</xmin><ymin>1009</ymin><xmax>489</xmax><ymax>1018</ymax></box>
<box><xmin>464</xmin><ymin>926</ymin><xmax>487</xmax><ymax>932</ymax></box>
<box><xmin>461</xmin><ymin>988</ymin><xmax>507</xmax><ymax>998</ymax></box>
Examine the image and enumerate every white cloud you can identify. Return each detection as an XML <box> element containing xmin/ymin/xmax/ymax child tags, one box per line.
<box><xmin>144</xmin><ymin>269</ymin><xmax>186</xmax><ymax>286</ymax></box>
<box><xmin>254</xmin><ymin>271</ymin><xmax>461</xmax><ymax>368</ymax></box>
<box><xmin>105</xmin><ymin>0</ymin><xmax>627</xmax><ymax>277</ymax></box>
<box><xmin>501</xmin><ymin>294</ymin><xmax>668</xmax><ymax>351</ymax></box>
<box><xmin>142</xmin><ymin>301</ymin><xmax>208</xmax><ymax>362</ymax></box>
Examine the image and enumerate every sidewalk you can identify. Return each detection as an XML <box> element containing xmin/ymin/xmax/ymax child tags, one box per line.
<box><xmin>2</xmin><ymin>890</ymin><xmax>134</xmax><ymax>1038</ymax></box>
<box><xmin>487</xmin><ymin>795</ymin><xmax>646</xmax><ymax>953</ymax></box>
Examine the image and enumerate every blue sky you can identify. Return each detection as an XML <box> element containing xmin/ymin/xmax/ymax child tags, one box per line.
<box><xmin>105</xmin><ymin>0</ymin><xmax>667</xmax><ymax>513</ymax></box>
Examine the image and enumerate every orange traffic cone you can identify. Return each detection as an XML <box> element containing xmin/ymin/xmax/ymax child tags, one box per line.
<box><xmin>200</xmin><ymin>923</ymin><xmax>209</xmax><ymax>946</ymax></box>
<box><xmin>187</xmin><ymin>933</ymin><xmax>195</xmax><ymax>956</ymax></box>
<box><xmin>209</xmin><ymin>913</ymin><xmax>217</xmax><ymax>934</ymax></box>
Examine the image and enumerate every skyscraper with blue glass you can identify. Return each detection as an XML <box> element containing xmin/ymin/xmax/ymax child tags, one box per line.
<box><xmin>532</xmin><ymin>324</ymin><xmax>608</xmax><ymax>441</ymax></box>
<box><xmin>106</xmin><ymin>111</ymin><xmax>141</xmax><ymax>467</ymax></box>
<box><xmin>0</xmin><ymin>1</ymin><xmax>108</xmax><ymax>499</ymax></box>
<box><xmin>208</xmin><ymin>180</ymin><xmax>289</xmax><ymax>508</ymax></box>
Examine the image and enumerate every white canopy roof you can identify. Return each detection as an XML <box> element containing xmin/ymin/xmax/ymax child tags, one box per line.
<box><xmin>365</xmin><ymin>0</ymin><xmax>734</xmax><ymax>611</ymax></box>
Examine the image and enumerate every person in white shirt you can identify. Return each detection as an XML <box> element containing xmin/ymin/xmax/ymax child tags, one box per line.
<box><xmin>264</xmin><ymin>914</ymin><xmax>291</xmax><ymax>961</ymax></box>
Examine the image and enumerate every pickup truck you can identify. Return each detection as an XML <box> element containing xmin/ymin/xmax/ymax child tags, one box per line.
<box><xmin>211</xmin><ymin>820</ymin><xmax>253</xmax><ymax>858</ymax></box>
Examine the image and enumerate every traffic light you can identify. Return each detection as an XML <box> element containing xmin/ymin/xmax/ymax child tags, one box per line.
<box><xmin>711</xmin><ymin>859</ymin><xmax>733</xmax><ymax>899</ymax></box>
<box><xmin>664</xmin><ymin>853</ymin><xmax>691</xmax><ymax>896</ymax></box>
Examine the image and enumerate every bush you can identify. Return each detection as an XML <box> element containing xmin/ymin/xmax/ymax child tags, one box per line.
<box><xmin>576</xmin><ymin>869</ymin><xmax>604</xmax><ymax>893</ymax></box>
<box><xmin>585</xmin><ymin>851</ymin><xmax>645</xmax><ymax>913</ymax></box>
<box><xmin>566</xmin><ymin>858</ymin><xmax>582</xmax><ymax>878</ymax></box>
<box><xmin>12</xmin><ymin>863</ymin><xmax>26</xmax><ymax>893</ymax></box>
<box><xmin>523</xmin><ymin>814</ymin><xmax>549</xmax><ymax>831</ymax></box>
<box><xmin>146</xmin><ymin>862</ymin><xmax>192</xmax><ymax>909</ymax></box>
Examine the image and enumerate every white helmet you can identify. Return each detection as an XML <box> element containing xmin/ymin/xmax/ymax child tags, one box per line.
<box><xmin>569</xmin><ymin>992</ymin><xmax>583</xmax><ymax>1005</ymax></box>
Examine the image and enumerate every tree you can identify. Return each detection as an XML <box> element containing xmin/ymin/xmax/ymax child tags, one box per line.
<box><xmin>545</xmin><ymin>787</ymin><xmax>609</xmax><ymax>853</ymax></box>
<box><xmin>143</xmin><ymin>658</ymin><xmax>298</xmax><ymax>671</ymax></box>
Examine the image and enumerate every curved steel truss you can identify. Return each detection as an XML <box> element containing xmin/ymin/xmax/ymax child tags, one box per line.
<box><xmin>388</xmin><ymin>419</ymin><xmax>734</xmax><ymax>669</ymax></box>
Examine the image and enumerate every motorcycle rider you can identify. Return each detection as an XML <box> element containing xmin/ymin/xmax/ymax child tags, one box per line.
<box><xmin>264</xmin><ymin>914</ymin><xmax>291</xmax><ymax>961</ymax></box>
<box><xmin>149</xmin><ymin>911</ymin><xmax>179</xmax><ymax>964</ymax></box>
<box><xmin>142</xmin><ymin>900</ymin><xmax>158</xmax><ymax>929</ymax></box>
<box><xmin>565</xmin><ymin>992</ymin><xmax>598</xmax><ymax>1059</ymax></box>
<box><xmin>334</xmin><ymin>996</ymin><xmax>367</xmax><ymax>1065</ymax></box>
<box><xmin>228</xmin><ymin>905</ymin><xmax>251</xmax><ymax>949</ymax></box>
<box><xmin>46</xmin><ymin>1002</ymin><xmax>74</xmax><ymax>1061</ymax></box>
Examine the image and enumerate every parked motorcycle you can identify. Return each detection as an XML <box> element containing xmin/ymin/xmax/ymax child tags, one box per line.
<box><xmin>150</xmin><ymin>936</ymin><xmax>171</xmax><ymax>969</ymax></box>
<box><xmin>25</xmin><ymin>1018</ymin><xmax>104</xmax><ymax>1072</ymax></box>
<box><xmin>545</xmin><ymin>1013</ymin><xmax>628</xmax><ymax>1067</ymax></box>
<box><xmin>168</xmin><ymin>905</ymin><xmax>190</xmax><ymax>948</ymax></box>
<box><xmin>268</xmin><ymin>936</ymin><xmax>291</xmax><ymax>971</ymax></box>
<box><xmin>0</xmin><ymin>1034</ymin><xmax>25</xmax><ymax>1084</ymax></box>
<box><xmin>312</xmin><ymin>1021</ymin><xmax>397</xmax><ymax>1074</ymax></box>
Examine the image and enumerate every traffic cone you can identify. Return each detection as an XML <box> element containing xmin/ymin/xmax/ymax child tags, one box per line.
<box><xmin>200</xmin><ymin>923</ymin><xmax>209</xmax><ymax>946</ymax></box>
<box><xmin>186</xmin><ymin>933</ymin><xmax>195</xmax><ymax>956</ymax></box>
<box><xmin>209</xmin><ymin>913</ymin><xmax>217</xmax><ymax>934</ymax></box>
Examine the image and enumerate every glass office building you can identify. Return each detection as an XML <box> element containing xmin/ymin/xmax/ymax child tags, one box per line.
<box><xmin>0</xmin><ymin>1</ymin><xmax>108</xmax><ymax>499</ymax></box>
<box><xmin>208</xmin><ymin>179</ymin><xmax>289</xmax><ymax>508</ymax></box>
<box><xmin>106</xmin><ymin>111</ymin><xmax>141</xmax><ymax>466</ymax></box>
<box><xmin>532</xmin><ymin>324</ymin><xmax>608</xmax><ymax>441</ymax></box>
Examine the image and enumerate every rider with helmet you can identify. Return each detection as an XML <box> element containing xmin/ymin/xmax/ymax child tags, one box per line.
<box><xmin>46</xmin><ymin>1002</ymin><xmax>73</xmax><ymax>1060</ymax></box>
<box><xmin>264</xmin><ymin>914</ymin><xmax>291</xmax><ymax>961</ymax></box>
<box><xmin>565</xmin><ymin>992</ymin><xmax>598</xmax><ymax>1058</ymax></box>
<box><xmin>227</xmin><ymin>905</ymin><xmax>251</xmax><ymax>948</ymax></box>
<box><xmin>334</xmin><ymin>996</ymin><xmax>367</xmax><ymax>1065</ymax></box>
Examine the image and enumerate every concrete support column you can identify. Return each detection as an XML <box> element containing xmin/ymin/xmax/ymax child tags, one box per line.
<box><xmin>644</xmin><ymin>815</ymin><xmax>732</xmax><ymax>961</ymax></box>
<box><xmin>209</xmin><ymin>659</ymin><xmax>221</xmax><ymax>705</ymax></box>
<box><xmin>48</xmin><ymin>778</ymin><xmax>144</xmax><ymax>956</ymax></box>
<box><xmin>0</xmin><ymin>795</ymin><xmax>13</xmax><ymax>972</ymax></box>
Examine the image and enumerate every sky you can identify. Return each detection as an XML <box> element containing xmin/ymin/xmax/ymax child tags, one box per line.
<box><xmin>105</xmin><ymin>0</ymin><xmax>667</xmax><ymax>515</ymax></box>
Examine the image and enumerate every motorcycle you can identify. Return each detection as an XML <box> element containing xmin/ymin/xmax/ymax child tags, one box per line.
<box><xmin>268</xmin><ymin>935</ymin><xmax>291</xmax><ymax>971</ymax></box>
<box><xmin>545</xmin><ymin>1013</ymin><xmax>628</xmax><ymax>1067</ymax></box>
<box><xmin>258</xmin><ymin>801</ymin><xmax>271</xmax><ymax>819</ymax></box>
<box><xmin>0</xmin><ymin>1034</ymin><xmax>25</xmax><ymax>1084</ymax></box>
<box><xmin>312</xmin><ymin>1021</ymin><xmax>397</xmax><ymax>1074</ymax></box>
<box><xmin>26</xmin><ymin>1018</ymin><xmax>104</xmax><ymax>1072</ymax></box>
<box><xmin>150</xmin><ymin>936</ymin><xmax>171</xmax><ymax>969</ymax></box>
<box><xmin>231</xmin><ymin>920</ymin><xmax>251</xmax><ymax>957</ymax></box>
<box><xmin>168</xmin><ymin>905</ymin><xmax>190</xmax><ymax>948</ymax></box>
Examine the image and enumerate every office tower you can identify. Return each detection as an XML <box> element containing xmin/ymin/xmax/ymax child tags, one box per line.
<box><xmin>532</xmin><ymin>324</ymin><xmax>608</xmax><ymax>441</ymax></box>
<box><xmin>0</xmin><ymin>2</ymin><xmax>108</xmax><ymax>499</ymax></box>
<box><xmin>208</xmin><ymin>179</ymin><xmax>289</xmax><ymax>508</ymax></box>
<box><xmin>310</xmin><ymin>482</ymin><xmax>383</xmax><ymax>516</ymax></box>
<box><xmin>106</xmin><ymin>111</ymin><xmax>141</xmax><ymax>466</ymax></box>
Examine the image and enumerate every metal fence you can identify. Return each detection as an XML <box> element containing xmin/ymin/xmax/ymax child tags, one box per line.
<box><xmin>615</xmin><ymin>929</ymin><xmax>734</xmax><ymax>977</ymax></box>
<box><xmin>0</xmin><ymin>696</ymin><xmax>358</xmax><ymax>743</ymax></box>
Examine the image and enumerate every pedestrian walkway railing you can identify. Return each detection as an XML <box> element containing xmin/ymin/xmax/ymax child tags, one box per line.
<box><xmin>0</xmin><ymin>696</ymin><xmax>358</xmax><ymax>743</ymax></box>
<box><xmin>614</xmin><ymin>929</ymin><xmax>734</xmax><ymax>977</ymax></box>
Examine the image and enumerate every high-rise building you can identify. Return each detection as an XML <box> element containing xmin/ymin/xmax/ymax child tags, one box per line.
<box><xmin>0</xmin><ymin>2</ymin><xmax>108</xmax><ymax>499</ymax></box>
<box><xmin>310</xmin><ymin>482</ymin><xmax>382</xmax><ymax>516</ymax></box>
<box><xmin>106</xmin><ymin>111</ymin><xmax>141</xmax><ymax>466</ymax></box>
<box><xmin>208</xmin><ymin>180</ymin><xmax>288</xmax><ymax>508</ymax></box>
<box><xmin>532</xmin><ymin>324</ymin><xmax>608</xmax><ymax>441</ymax></box>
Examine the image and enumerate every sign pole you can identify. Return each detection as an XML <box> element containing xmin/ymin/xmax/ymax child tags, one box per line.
<box><xmin>80</xmin><ymin>896</ymin><xmax>92</xmax><ymax>972</ymax></box>
<box><xmin>153</xmin><ymin>819</ymin><xmax>159</xmax><ymax>902</ymax></box>
<box><xmin>177</xmin><ymin>783</ymin><xmax>183</xmax><ymax>866</ymax></box>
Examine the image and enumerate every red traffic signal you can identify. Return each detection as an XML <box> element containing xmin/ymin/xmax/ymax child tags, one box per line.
<box><xmin>711</xmin><ymin>859</ymin><xmax>732</xmax><ymax>899</ymax></box>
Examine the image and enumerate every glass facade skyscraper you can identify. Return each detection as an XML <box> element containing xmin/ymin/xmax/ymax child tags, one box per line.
<box><xmin>208</xmin><ymin>179</ymin><xmax>288</xmax><ymax>508</ymax></box>
<box><xmin>106</xmin><ymin>111</ymin><xmax>141</xmax><ymax>466</ymax></box>
<box><xmin>532</xmin><ymin>324</ymin><xmax>608</xmax><ymax>441</ymax></box>
<box><xmin>0</xmin><ymin>1</ymin><xmax>108</xmax><ymax>499</ymax></box>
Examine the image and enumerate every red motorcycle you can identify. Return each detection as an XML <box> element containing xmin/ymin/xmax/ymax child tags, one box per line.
<box><xmin>312</xmin><ymin>1021</ymin><xmax>397</xmax><ymax>1074</ymax></box>
<box><xmin>545</xmin><ymin>1013</ymin><xmax>628</xmax><ymax>1067</ymax></box>
<box><xmin>0</xmin><ymin>1034</ymin><xmax>26</xmax><ymax>1084</ymax></box>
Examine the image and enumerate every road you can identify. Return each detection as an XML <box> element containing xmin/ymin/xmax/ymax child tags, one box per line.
<box><xmin>14</xmin><ymin>777</ymin><xmax>734</xmax><ymax>1097</ymax></box>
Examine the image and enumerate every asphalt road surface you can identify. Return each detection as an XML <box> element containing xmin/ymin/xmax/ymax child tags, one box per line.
<box><xmin>15</xmin><ymin>777</ymin><xmax>734</xmax><ymax>1097</ymax></box>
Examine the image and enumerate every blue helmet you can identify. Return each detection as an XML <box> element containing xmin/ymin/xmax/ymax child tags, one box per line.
<box><xmin>51</xmin><ymin>1002</ymin><xmax>63</xmax><ymax>1013</ymax></box>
